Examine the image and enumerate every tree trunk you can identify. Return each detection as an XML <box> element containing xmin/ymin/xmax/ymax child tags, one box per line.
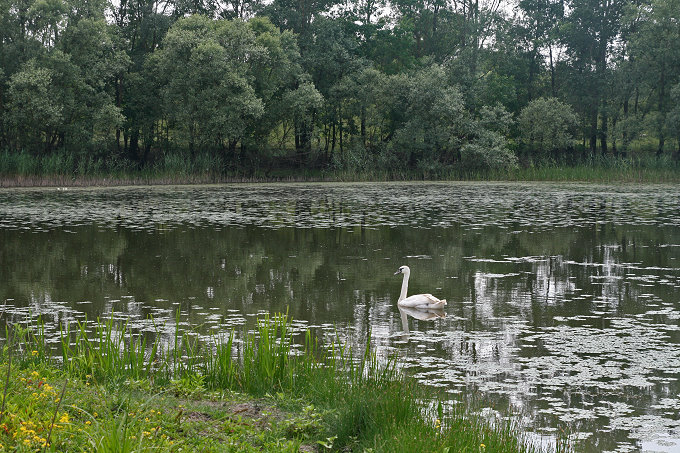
<box><xmin>115</xmin><ymin>75</ymin><xmax>122</xmax><ymax>153</ymax></box>
<box><xmin>142</xmin><ymin>142</ymin><xmax>152</xmax><ymax>166</ymax></box>
<box><xmin>432</xmin><ymin>3</ymin><xmax>439</xmax><ymax>36</ymax></box>
<box><xmin>549</xmin><ymin>45</ymin><xmax>556</xmax><ymax>98</ymax></box>
<box><xmin>129</xmin><ymin>129</ymin><xmax>140</xmax><ymax>161</ymax></box>
<box><xmin>657</xmin><ymin>60</ymin><xmax>666</xmax><ymax>157</ymax></box>
<box><xmin>294</xmin><ymin>119</ymin><xmax>308</xmax><ymax>167</ymax></box>
<box><xmin>600</xmin><ymin>108</ymin><xmax>608</xmax><ymax>155</ymax></box>
<box><xmin>622</xmin><ymin>95</ymin><xmax>629</xmax><ymax>157</ymax></box>
<box><xmin>611</xmin><ymin>116</ymin><xmax>617</xmax><ymax>157</ymax></box>
<box><xmin>360</xmin><ymin>106</ymin><xmax>366</xmax><ymax>147</ymax></box>
<box><xmin>589</xmin><ymin>108</ymin><xmax>598</xmax><ymax>153</ymax></box>
<box><xmin>331</xmin><ymin>120</ymin><xmax>336</xmax><ymax>153</ymax></box>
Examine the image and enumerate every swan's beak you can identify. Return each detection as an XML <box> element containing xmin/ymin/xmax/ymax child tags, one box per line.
<box><xmin>394</xmin><ymin>269</ymin><xmax>402</xmax><ymax>275</ymax></box>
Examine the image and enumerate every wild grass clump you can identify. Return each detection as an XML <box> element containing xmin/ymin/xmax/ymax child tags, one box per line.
<box><xmin>0</xmin><ymin>314</ymin><xmax>546</xmax><ymax>452</ymax></box>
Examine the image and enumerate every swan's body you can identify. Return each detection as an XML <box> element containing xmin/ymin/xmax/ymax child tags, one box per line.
<box><xmin>395</xmin><ymin>265</ymin><xmax>447</xmax><ymax>309</ymax></box>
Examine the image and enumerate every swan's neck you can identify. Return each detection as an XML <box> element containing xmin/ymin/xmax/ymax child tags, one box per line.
<box><xmin>399</xmin><ymin>272</ymin><xmax>410</xmax><ymax>302</ymax></box>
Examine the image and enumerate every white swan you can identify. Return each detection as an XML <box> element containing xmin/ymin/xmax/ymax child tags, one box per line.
<box><xmin>394</xmin><ymin>265</ymin><xmax>447</xmax><ymax>309</ymax></box>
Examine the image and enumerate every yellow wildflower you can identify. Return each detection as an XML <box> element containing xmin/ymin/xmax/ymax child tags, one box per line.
<box><xmin>85</xmin><ymin>420</ymin><xmax>91</xmax><ymax>425</ymax></box>
<box><xmin>59</xmin><ymin>413</ymin><xmax>70</xmax><ymax>424</ymax></box>
<box><xmin>31</xmin><ymin>350</ymin><xmax>38</xmax><ymax>356</ymax></box>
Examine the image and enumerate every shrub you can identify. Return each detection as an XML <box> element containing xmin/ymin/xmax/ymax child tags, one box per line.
<box><xmin>460</xmin><ymin>129</ymin><xmax>518</xmax><ymax>171</ymax></box>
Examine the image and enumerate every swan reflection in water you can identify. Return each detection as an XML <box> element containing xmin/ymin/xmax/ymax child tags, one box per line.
<box><xmin>398</xmin><ymin>305</ymin><xmax>446</xmax><ymax>341</ymax></box>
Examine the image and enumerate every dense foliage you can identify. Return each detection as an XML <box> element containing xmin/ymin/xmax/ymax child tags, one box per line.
<box><xmin>0</xmin><ymin>0</ymin><xmax>679</xmax><ymax>175</ymax></box>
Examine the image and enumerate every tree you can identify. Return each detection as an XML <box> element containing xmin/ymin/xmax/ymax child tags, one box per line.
<box><xmin>246</xmin><ymin>17</ymin><xmax>303</xmax><ymax>155</ymax></box>
<box><xmin>460</xmin><ymin>102</ymin><xmax>517</xmax><ymax>170</ymax></box>
<box><xmin>390</xmin><ymin>65</ymin><xmax>467</xmax><ymax>168</ymax></box>
<box><xmin>54</xmin><ymin>18</ymin><xmax>128</xmax><ymax>153</ymax></box>
<box><xmin>111</xmin><ymin>0</ymin><xmax>173</xmax><ymax>162</ymax></box>
<box><xmin>299</xmin><ymin>17</ymin><xmax>361</xmax><ymax>162</ymax></box>
<box><xmin>518</xmin><ymin>97</ymin><xmax>578</xmax><ymax>157</ymax></box>
<box><xmin>517</xmin><ymin>0</ymin><xmax>564</xmax><ymax>99</ymax></box>
<box><xmin>668</xmin><ymin>83</ymin><xmax>680</xmax><ymax>158</ymax></box>
<box><xmin>560</xmin><ymin>0</ymin><xmax>625</xmax><ymax>154</ymax></box>
<box><xmin>6</xmin><ymin>60</ymin><xmax>62</xmax><ymax>152</ymax></box>
<box><xmin>4</xmin><ymin>13</ymin><xmax>126</xmax><ymax>155</ymax></box>
<box><xmin>153</xmin><ymin>15</ymin><xmax>264</xmax><ymax>157</ymax></box>
<box><xmin>260</xmin><ymin>0</ymin><xmax>333</xmax><ymax>37</ymax></box>
<box><xmin>282</xmin><ymin>80</ymin><xmax>323</xmax><ymax>161</ymax></box>
<box><xmin>626</xmin><ymin>0</ymin><xmax>680</xmax><ymax>156</ymax></box>
<box><xmin>334</xmin><ymin>67</ymin><xmax>387</xmax><ymax>151</ymax></box>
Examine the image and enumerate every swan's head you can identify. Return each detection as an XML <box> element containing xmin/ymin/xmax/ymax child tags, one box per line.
<box><xmin>394</xmin><ymin>265</ymin><xmax>410</xmax><ymax>275</ymax></box>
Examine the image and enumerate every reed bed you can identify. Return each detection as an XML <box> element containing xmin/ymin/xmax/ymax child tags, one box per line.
<box><xmin>1</xmin><ymin>147</ymin><xmax>679</xmax><ymax>187</ymax></box>
<box><xmin>0</xmin><ymin>313</ymin><xmax>549</xmax><ymax>452</ymax></box>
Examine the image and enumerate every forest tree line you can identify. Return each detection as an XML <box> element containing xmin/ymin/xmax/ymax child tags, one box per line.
<box><xmin>0</xmin><ymin>0</ymin><xmax>679</xmax><ymax>175</ymax></box>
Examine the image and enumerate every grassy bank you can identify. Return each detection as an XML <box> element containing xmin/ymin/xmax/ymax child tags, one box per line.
<box><xmin>1</xmin><ymin>149</ymin><xmax>679</xmax><ymax>187</ymax></box>
<box><xmin>0</xmin><ymin>314</ymin><xmax>549</xmax><ymax>452</ymax></box>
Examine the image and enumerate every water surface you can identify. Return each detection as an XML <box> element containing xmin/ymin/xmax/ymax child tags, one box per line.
<box><xmin>2</xmin><ymin>182</ymin><xmax>680</xmax><ymax>452</ymax></box>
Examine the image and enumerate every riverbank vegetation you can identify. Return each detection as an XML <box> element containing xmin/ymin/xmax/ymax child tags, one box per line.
<box><xmin>0</xmin><ymin>151</ymin><xmax>679</xmax><ymax>186</ymax></box>
<box><xmin>0</xmin><ymin>314</ymin><xmax>547</xmax><ymax>452</ymax></box>
<box><xmin>0</xmin><ymin>0</ymin><xmax>679</xmax><ymax>183</ymax></box>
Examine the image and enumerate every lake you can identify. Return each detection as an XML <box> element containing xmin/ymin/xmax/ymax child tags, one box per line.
<box><xmin>2</xmin><ymin>182</ymin><xmax>680</xmax><ymax>452</ymax></box>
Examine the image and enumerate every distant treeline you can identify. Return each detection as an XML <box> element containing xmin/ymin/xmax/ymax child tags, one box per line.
<box><xmin>0</xmin><ymin>0</ymin><xmax>679</xmax><ymax>176</ymax></box>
